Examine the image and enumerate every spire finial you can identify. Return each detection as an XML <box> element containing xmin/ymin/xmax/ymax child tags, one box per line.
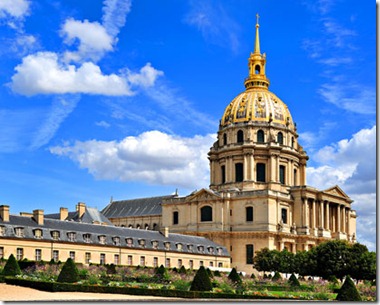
<box><xmin>254</xmin><ymin>13</ymin><xmax>260</xmax><ymax>54</ymax></box>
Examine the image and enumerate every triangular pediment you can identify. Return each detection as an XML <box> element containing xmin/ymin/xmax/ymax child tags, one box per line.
<box><xmin>322</xmin><ymin>185</ymin><xmax>351</xmax><ymax>199</ymax></box>
<box><xmin>187</xmin><ymin>188</ymin><xmax>221</xmax><ymax>202</ymax></box>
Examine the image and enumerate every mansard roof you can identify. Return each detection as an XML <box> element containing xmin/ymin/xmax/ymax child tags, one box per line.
<box><xmin>45</xmin><ymin>207</ymin><xmax>113</xmax><ymax>225</ymax></box>
<box><xmin>101</xmin><ymin>195</ymin><xmax>177</xmax><ymax>218</ymax></box>
<box><xmin>0</xmin><ymin>214</ymin><xmax>229</xmax><ymax>256</ymax></box>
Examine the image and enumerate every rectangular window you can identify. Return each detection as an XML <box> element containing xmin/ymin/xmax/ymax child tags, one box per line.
<box><xmin>221</xmin><ymin>165</ymin><xmax>226</xmax><ymax>184</ymax></box>
<box><xmin>189</xmin><ymin>260</ymin><xmax>194</xmax><ymax>269</ymax></box>
<box><xmin>153</xmin><ymin>257</ymin><xmax>158</xmax><ymax>268</ymax></box>
<box><xmin>256</xmin><ymin>163</ymin><xmax>266</xmax><ymax>182</ymax></box>
<box><xmin>35</xmin><ymin>249</ymin><xmax>42</xmax><ymax>261</ymax></box>
<box><xmin>53</xmin><ymin>250</ymin><xmax>59</xmax><ymax>262</ymax></box>
<box><xmin>69</xmin><ymin>251</ymin><xmax>75</xmax><ymax>261</ymax></box>
<box><xmin>246</xmin><ymin>206</ymin><xmax>253</xmax><ymax>222</ymax></box>
<box><xmin>140</xmin><ymin>256</ymin><xmax>145</xmax><ymax>267</ymax></box>
<box><xmin>127</xmin><ymin>255</ymin><xmax>133</xmax><ymax>266</ymax></box>
<box><xmin>199</xmin><ymin>261</ymin><xmax>204</xmax><ymax>267</ymax></box>
<box><xmin>246</xmin><ymin>244</ymin><xmax>254</xmax><ymax>264</ymax></box>
<box><xmin>165</xmin><ymin>258</ymin><xmax>170</xmax><ymax>268</ymax></box>
<box><xmin>85</xmin><ymin>252</ymin><xmax>91</xmax><ymax>264</ymax></box>
<box><xmin>100</xmin><ymin>253</ymin><xmax>105</xmax><ymax>265</ymax></box>
<box><xmin>293</xmin><ymin>169</ymin><xmax>297</xmax><ymax>185</ymax></box>
<box><xmin>279</xmin><ymin>165</ymin><xmax>286</xmax><ymax>184</ymax></box>
<box><xmin>0</xmin><ymin>247</ymin><xmax>4</xmax><ymax>259</ymax></box>
<box><xmin>281</xmin><ymin>208</ymin><xmax>288</xmax><ymax>224</ymax></box>
<box><xmin>114</xmin><ymin>254</ymin><xmax>120</xmax><ymax>265</ymax></box>
<box><xmin>173</xmin><ymin>211</ymin><xmax>179</xmax><ymax>225</ymax></box>
<box><xmin>218</xmin><ymin>262</ymin><xmax>223</xmax><ymax>268</ymax></box>
<box><xmin>178</xmin><ymin>259</ymin><xmax>182</xmax><ymax>268</ymax></box>
<box><xmin>17</xmin><ymin>248</ymin><xmax>23</xmax><ymax>260</ymax></box>
<box><xmin>209</xmin><ymin>261</ymin><xmax>214</xmax><ymax>267</ymax></box>
<box><xmin>235</xmin><ymin>163</ymin><xmax>243</xmax><ymax>182</ymax></box>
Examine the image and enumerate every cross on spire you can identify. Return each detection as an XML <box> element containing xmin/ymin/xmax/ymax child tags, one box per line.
<box><xmin>256</xmin><ymin>13</ymin><xmax>260</xmax><ymax>26</ymax></box>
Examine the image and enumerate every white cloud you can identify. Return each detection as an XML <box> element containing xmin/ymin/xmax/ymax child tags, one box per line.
<box><xmin>125</xmin><ymin>63</ymin><xmax>164</xmax><ymax>88</ymax></box>
<box><xmin>61</xmin><ymin>18</ymin><xmax>114</xmax><ymax>62</ymax></box>
<box><xmin>10</xmin><ymin>52</ymin><xmax>163</xmax><ymax>96</ymax></box>
<box><xmin>0</xmin><ymin>0</ymin><xmax>30</xmax><ymax>19</ymax></box>
<box><xmin>95</xmin><ymin>121</ymin><xmax>111</xmax><ymax>128</ymax></box>
<box><xmin>306</xmin><ymin>126</ymin><xmax>376</xmax><ymax>250</ymax></box>
<box><xmin>184</xmin><ymin>0</ymin><xmax>240</xmax><ymax>53</ymax></box>
<box><xmin>50</xmin><ymin>131</ymin><xmax>215</xmax><ymax>189</ymax></box>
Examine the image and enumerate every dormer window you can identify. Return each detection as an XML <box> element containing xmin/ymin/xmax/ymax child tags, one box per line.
<box><xmin>198</xmin><ymin>245</ymin><xmax>204</xmax><ymax>253</ymax></box>
<box><xmin>113</xmin><ymin>236</ymin><xmax>120</xmax><ymax>246</ymax></box>
<box><xmin>51</xmin><ymin>230</ymin><xmax>60</xmax><ymax>240</ymax></box>
<box><xmin>33</xmin><ymin>229</ymin><xmax>43</xmax><ymax>239</ymax></box>
<box><xmin>83</xmin><ymin>233</ymin><xmax>91</xmax><ymax>243</ymax></box>
<box><xmin>176</xmin><ymin>243</ymin><xmax>183</xmax><ymax>251</ymax></box>
<box><xmin>14</xmin><ymin>227</ymin><xmax>24</xmax><ymax>238</ymax></box>
<box><xmin>67</xmin><ymin>232</ymin><xmax>76</xmax><ymax>242</ymax></box>
<box><xmin>151</xmin><ymin>240</ymin><xmax>159</xmax><ymax>249</ymax></box>
<box><xmin>208</xmin><ymin>247</ymin><xmax>214</xmax><ymax>254</ymax></box>
<box><xmin>138</xmin><ymin>239</ymin><xmax>146</xmax><ymax>248</ymax></box>
<box><xmin>164</xmin><ymin>242</ymin><xmax>171</xmax><ymax>250</ymax></box>
<box><xmin>98</xmin><ymin>235</ymin><xmax>106</xmax><ymax>244</ymax></box>
<box><xmin>0</xmin><ymin>226</ymin><xmax>5</xmax><ymax>236</ymax></box>
<box><xmin>187</xmin><ymin>244</ymin><xmax>194</xmax><ymax>251</ymax></box>
<box><xmin>126</xmin><ymin>238</ymin><xmax>133</xmax><ymax>247</ymax></box>
<box><xmin>217</xmin><ymin>247</ymin><xmax>223</xmax><ymax>255</ymax></box>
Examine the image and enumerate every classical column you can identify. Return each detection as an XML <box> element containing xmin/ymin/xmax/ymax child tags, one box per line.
<box><xmin>311</xmin><ymin>199</ymin><xmax>316</xmax><ymax>230</ymax></box>
<box><xmin>346</xmin><ymin>208</ymin><xmax>350</xmax><ymax>235</ymax></box>
<box><xmin>227</xmin><ymin>157</ymin><xmax>233</xmax><ymax>182</ymax></box>
<box><xmin>319</xmin><ymin>200</ymin><xmax>324</xmax><ymax>229</ymax></box>
<box><xmin>243</xmin><ymin>154</ymin><xmax>248</xmax><ymax>181</ymax></box>
<box><xmin>336</xmin><ymin>204</ymin><xmax>341</xmax><ymax>233</ymax></box>
<box><xmin>325</xmin><ymin>201</ymin><xmax>330</xmax><ymax>230</ymax></box>
<box><xmin>250</xmin><ymin>154</ymin><xmax>254</xmax><ymax>181</ymax></box>
<box><xmin>303</xmin><ymin>198</ymin><xmax>309</xmax><ymax>227</ymax></box>
<box><xmin>341</xmin><ymin>206</ymin><xmax>346</xmax><ymax>233</ymax></box>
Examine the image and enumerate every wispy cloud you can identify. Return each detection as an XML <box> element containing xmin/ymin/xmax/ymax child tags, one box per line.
<box><xmin>0</xmin><ymin>0</ymin><xmax>30</xmax><ymax>28</ymax></box>
<box><xmin>30</xmin><ymin>95</ymin><xmax>80</xmax><ymax>150</ymax></box>
<box><xmin>184</xmin><ymin>0</ymin><xmax>240</xmax><ymax>53</ymax></box>
<box><xmin>102</xmin><ymin>0</ymin><xmax>132</xmax><ymax>38</ymax></box>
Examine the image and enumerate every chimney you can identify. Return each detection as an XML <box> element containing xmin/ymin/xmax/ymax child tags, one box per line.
<box><xmin>33</xmin><ymin>209</ymin><xmax>44</xmax><ymax>225</ymax></box>
<box><xmin>76</xmin><ymin>202</ymin><xmax>86</xmax><ymax>218</ymax></box>
<box><xmin>160</xmin><ymin>227</ymin><xmax>169</xmax><ymax>238</ymax></box>
<box><xmin>60</xmin><ymin>207</ymin><xmax>68</xmax><ymax>221</ymax></box>
<box><xmin>0</xmin><ymin>205</ymin><xmax>9</xmax><ymax>222</ymax></box>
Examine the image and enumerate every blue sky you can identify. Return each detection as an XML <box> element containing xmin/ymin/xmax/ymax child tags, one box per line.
<box><xmin>0</xmin><ymin>1</ymin><xmax>376</xmax><ymax>251</ymax></box>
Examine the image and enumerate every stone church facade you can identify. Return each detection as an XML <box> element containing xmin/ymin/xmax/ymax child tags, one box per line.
<box><xmin>103</xmin><ymin>19</ymin><xmax>357</xmax><ymax>274</ymax></box>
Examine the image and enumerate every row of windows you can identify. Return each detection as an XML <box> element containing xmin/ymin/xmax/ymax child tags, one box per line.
<box><xmin>0</xmin><ymin>247</ymin><xmax>223</xmax><ymax>269</ymax></box>
<box><xmin>121</xmin><ymin>223</ymin><xmax>158</xmax><ymax>230</ymax></box>
<box><xmin>222</xmin><ymin>130</ymin><xmax>295</xmax><ymax>147</ymax></box>
<box><xmin>220</xmin><ymin>163</ymin><xmax>296</xmax><ymax>184</ymax></box>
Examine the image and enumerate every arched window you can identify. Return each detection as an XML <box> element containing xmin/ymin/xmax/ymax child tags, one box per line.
<box><xmin>293</xmin><ymin>169</ymin><xmax>297</xmax><ymax>186</ymax></box>
<box><xmin>256</xmin><ymin>163</ymin><xmax>266</xmax><ymax>182</ymax></box>
<box><xmin>223</xmin><ymin>133</ymin><xmax>227</xmax><ymax>146</ymax></box>
<box><xmin>144</xmin><ymin>224</ymin><xmax>149</xmax><ymax>230</ymax></box>
<box><xmin>291</xmin><ymin>137</ymin><xmax>294</xmax><ymax>148</ymax></box>
<box><xmin>235</xmin><ymin>163</ymin><xmax>243</xmax><ymax>182</ymax></box>
<box><xmin>277</xmin><ymin>132</ymin><xmax>283</xmax><ymax>145</ymax></box>
<box><xmin>246</xmin><ymin>206</ymin><xmax>253</xmax><ymax>222</ymax></box>
<box><xmin>257</xmin><ymin>130</ymin><xmax>264</xmax><ymax>143</ymax></box>
<box><xmin>255</xmin><ymin>65</ymin><xmax>261</xmax><ymax>74</ymax></box>
<box><xmin>200</xmin><ymin>206</ymin><xmax>212</xmax><ymax>222</ymax></box>
<box><xmin>173</xmin><ymin>211</ymin><xmax>179</xmax><ymax>225</ymax></box>
<box><xmin>237</xmin><ymin>130</ymin><xmax>244</xmax><ymax>143</ymax></box>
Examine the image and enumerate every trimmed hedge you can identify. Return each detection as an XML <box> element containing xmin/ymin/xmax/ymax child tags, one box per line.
<box><xmin>2</xmin><ymin>254</ymin><xmax>21</xmax><ymax>276</ymax></box>
<box><xmin>57</xmin><ymin>258</ymin><xmax>79</xmax><ymax>283</ymax></box>
<box><xmin>190</xmin><ymin>266</ymin><xmax>212</xmax><ymax>291</ymax></box>
<box><xmin>336</xmin><ymin>276</ymin><xmax>361</xmax><ymax>301</ymax></box>
<box><xmin>4</xmin><ymin>277</ymin><xmax>311</xmax><ymax>300</ymax></box>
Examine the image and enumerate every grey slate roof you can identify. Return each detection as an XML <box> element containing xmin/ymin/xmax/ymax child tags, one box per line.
<box><xmin>101</xmin><ymin>195</ymin><xmax>177</xmax><ymax>218</ymax></box>
<box><xmin>0</xmin><ymin>214</ymin><xmax>229</xmax><ymax>257</ymax></box>
<box><xmin>45</xmin><ymin>207</ymin><xmax>113</xmax><ymax>225</ymax></box>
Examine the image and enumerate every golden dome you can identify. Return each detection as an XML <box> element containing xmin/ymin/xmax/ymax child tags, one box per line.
<box><xmin>221</xmin><ymin>89</ymin><xmax>294</xmax><ymax>127</ymax></box>
<box><xmin>221</xmin><ymin>15</ymin><xmax>294</xmax><ymax>129</ymax></box>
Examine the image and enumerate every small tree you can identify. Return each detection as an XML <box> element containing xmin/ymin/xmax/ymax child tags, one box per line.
<box><xmin>336</xmin><ymin>276</ymin><xmax>361</xmax><ymax>301</ymax></box>
<box><xmin>190</xmin><ymin>266</ymin><xmax>212</xmax><ymax>291</ymax></box>
<box><xmin>57</xmin><ymin>258</ymin><xmax>79</xmax><ymax>283</ymax></box>
<box><xmin>288</xmin><ymin>273</ymin><xmax>300</xmax><ymax>287</ymax></box>
<box><xmin>228</xmin><ymin>267</ymin><xmax>242</xmax><ymax>284</ymax></box>
<box><xmin>179</xmin><ymin>265</ymin><xmax>187</xmax><ymax>274</ymax></box>
<box><xmin>272</xmin><ymin>271</ymin><xmax>282</xmax><ymax>282</ymax></box>
<box><xmin>2</xmin><ymin>254</ymin><xmax>21</xmax><ymax>276</ymax></box>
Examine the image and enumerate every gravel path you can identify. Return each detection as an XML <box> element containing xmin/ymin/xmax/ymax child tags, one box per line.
<box><xmin>0</xmin><ymin>283</ymin><xmax>182</xmax><ymax>302</ymax></box>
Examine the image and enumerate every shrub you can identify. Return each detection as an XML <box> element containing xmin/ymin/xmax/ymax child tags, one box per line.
<box><xmin>288</xmin><ymin>273</ymin><xmax>300</xmax><ymax>287</ymax></box>
<box><xmin>106</xmin><ymin>264</ymin><xmax>116</xmax><ymax>274</ymax></box>
<box><xmin>190</xmin><ymin>266</ymin><xmax>212</xmax><ymax>291</ymax></box>
<box><xmin>206</xmin><ymin>268</ymin><xmax>213</xmax><ymax>277</ymax></box>
<box><xmin>2</xmin><ymin>254</ymin><xmax>21</xmax><ymax>276</ymax></box>
<box><xmin>272</xmin><ymin>271</ymin><xmax>281</xmax><ymax>282</ymax></box>
<box><xmin>250</xmin><ymin>273</ymin><xmax>256</xmax><ymax>279</ymax></box>
<box><xmin>57</xmin><ymin>258</ymin><xmax>79</xmax><ymax>283</ymax></box>
<box><xmin>336</xmin><ymin>275</ymin><xmax>361</xmax><ymax>301</ymax></box>
<box><xmin>213</xmin><ymin>270</ymin><xmax>221</xmax><ymax>277</ymax></box>
<box><xmin>179</xmin><ymin>265</ymin><xmax>187</xmax><ymax>274</ymax></box>
<box><xmin>228</xmin><ymin>268</ymin><xmax>242</xmax><ymax>284</ymax></box>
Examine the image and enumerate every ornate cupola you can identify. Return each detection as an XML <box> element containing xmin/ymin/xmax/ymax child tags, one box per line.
<box><xmin>208</xmin><ymin>15</ymin><xmax>309</xmax><ymax>193</ymax></box>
